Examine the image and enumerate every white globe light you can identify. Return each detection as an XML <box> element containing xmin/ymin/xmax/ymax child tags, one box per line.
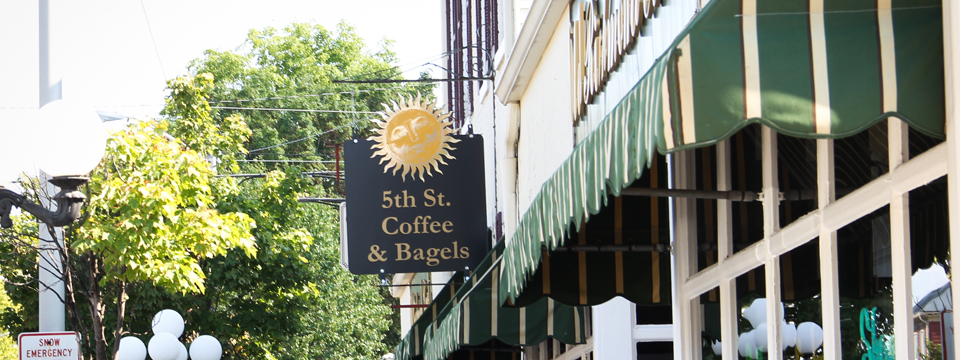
<box><xmin>795</xmin><ymin>322</ymin><xmax>824</xmax><ymax>354</ymax></box>
<box><xmin>0</xmin><ymin>110</ymin><xmax>39</xmax><ymax>184</ymax></box>
<box><xmin>738</xmin><ymin>331</ymin><xmax>755</xmax><ymax>358</ymax></box>
<box><xmin>115</xmin><ymin>336</ymin><xmax>146</xmax><ymax>360</ymax></box>
<box><xmin>176</xmin><ymin>342</ymin><xmax>188</xmax><ymax>360</ymax></box>
<box><xmin>152</xmin><ymin>309</ymin><xmax>185</xmax><ymax>337</ymax></box>
<box><xmin>711</xmin><ymin>340</ymin><xmax>722</xmax><ymax>355</ymax></box>
<box><xmin>147</xmin><ymin>333</ymin><xmax>181</xmax><ymax>360</ymax></box>
<box><xmin>33</xmin><ymin>100</ymin><xmax>107</xmax><ymax>177</ymax></box>
<box><xmin>190</xmin><ymin>335</ymin><xmax>223</xmax><ymax>360</ymax></box>
<box><xmin>754</xmin><ymin>323</ymin><xmax>769</xmax><ymax>352</ymax></box>
<box><xmin>782</xmin><ymin>321</ymin><xmax>797</xmax><ymax>350</ymax></box>
<box><xmin>743</xmin><ymin>298</ymin><xmax>766</xmax><ymax>328</ymax></box>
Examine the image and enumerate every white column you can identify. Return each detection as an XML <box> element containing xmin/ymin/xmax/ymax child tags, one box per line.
<box><xmin>38</xmin><ymin>0</ymin><xmax>65</xmax><ymax>333</ymax></box>
<box><xmin>671</xmin><ymin>150</ymin><xmax>701</xmax><ymax>359</ymax></box>
<box><xmin>716</xmin><ymin>140</ymin><xmax>738</xmax><ymax>358</ymax></box>
<box><xmin>943</xmin><ymin>0</ymin><xmax>960</xmax><ymax>355</ymax></box>
<box><xmin>761</xmin><ymin>127</ymin><xmax>783</xmax><ymax>359</ymax></box>
<box><xmin>592</xmin><ymin>297</ymin><xmax>637</xmax><ymax>360</ymax></box>
<box><xmin>889</xmin><ymin>119</ymin><xmax>915</xmax><ymax>359</ymax></box>
<box><xmin>817</xmin><ymin>139</ymin><xmax>841</xmax><ymax>360</ymax></box>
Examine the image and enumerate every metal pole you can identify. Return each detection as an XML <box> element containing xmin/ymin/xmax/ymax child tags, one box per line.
<box><xmin>38</xmin><ymin>0</ymin><xmax>65</xmax><ymax>332</ymax></box>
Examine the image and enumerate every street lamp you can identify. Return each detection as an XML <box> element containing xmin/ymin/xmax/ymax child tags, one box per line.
<box><xmin>0</xmin><ymin>100</ymin><xmax>107</xmax><ymax>228</ymax></box>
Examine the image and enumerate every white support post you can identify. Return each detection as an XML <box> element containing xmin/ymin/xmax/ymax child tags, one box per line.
<box><xmin>817</xmin><ymin>138</ymin><xmax>841</xmax><ymax>360</ymax></box>
<box><xmin>761</xmin><ymin>127</ymin><xmax>783</xmax><ymax>359</ymax></box>
<box><xmin>671</xmin><ymin>150</ymin><xmax>701</xmax><ymax>359</ymax></box>
<box><xmin>889</xmin><ymin>119</ymin><xmax>915</xmax><ymax>360</ymax></box>
<box><xmin>942</xmin><ymin>0</ymin><xmax>960</xmax><ymax>354</ymax></box>
<box><xmin>716</xmin><ymin>140</ymin><xmax>738</xmax><ymax>358</ymax></box>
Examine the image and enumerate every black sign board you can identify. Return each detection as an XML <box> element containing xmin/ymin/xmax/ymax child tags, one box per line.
<box><xmin>344</xmin><ymin>135</ymin><xmax>487</xmax><ymax>274</ymax></box>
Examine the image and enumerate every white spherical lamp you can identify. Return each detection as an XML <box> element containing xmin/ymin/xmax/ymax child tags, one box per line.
<box><xmin>795</xmin><ymin>322</ymin><xmax>824</xmax><ymax>355</ymax></box>
<box><xmin>738</xmin><ymin>331</ymin><xmax>755</xmax><ymax>358</ymax></box>
<box><xmin>33</xmin><ymin>100</ymin><xmax>107</xmax><ymax>177</ymax></box>
<box><xmin>782</xmin><ymin>321</ymin><xmax>797</xmax><ymax>350</ymax></box>
<box><xmin>176</xmin><ymin>342</ymin><xmax>188</xmax><ymax>360</ymax></box>
<box><xmin>754</xmin><ymin>322</ymin><xmax>769</xmax><ymax>352</ymax></box>
<box><xmin>115</xmin><ymin>336</ymin><xmax>147</xmax><ymax>360</ymax></box>
<box><xmin>190</xmin><ymin>335</ymin><xmax>223</xmax><ymax>360</ymax></box>
<box><xmin>152</xmin><ymin>309</ymin><xmax>185</xmax><ymax>337</ymax></box>
<box><xmin>711</xmin><ymin>340</ymin><xmax>722</xmax><ymax>356</ymax></box>
<box><xmin>147</xmin><ymin>333</ymin><xmax>181</xmax><ymax>360</ymax></box>
<box><xmin>743</xmin><ymin>298</ymin><xmax>766</xmax><ymax>328</ymax></box>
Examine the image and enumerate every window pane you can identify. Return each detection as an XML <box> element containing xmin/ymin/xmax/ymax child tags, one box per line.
<box><xmin>837</xmin><ymin>206</ymin><xmax>893</xmax><ymax>359</ymax></box>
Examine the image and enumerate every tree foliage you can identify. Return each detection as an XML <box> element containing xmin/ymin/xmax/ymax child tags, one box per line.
<box><xmin>189</xmin><ymin>21</ymin><xmax>432</xmax><ymax>167</ymax></box>
<box><xmin>0</xmin><ymin>87</ymin><xmax>257</xmax><ymax>360</ymax></box>
<box><xmin>1</xmin><ymin>19</ymin><xmax>416</xmax><ymax>360</ymax></box>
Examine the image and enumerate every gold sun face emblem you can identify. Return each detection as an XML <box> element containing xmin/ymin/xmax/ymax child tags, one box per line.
<box><xmin>368</xmin><ymin>94</ymin><xmax>460</xmax><ymax>181</ymax></box>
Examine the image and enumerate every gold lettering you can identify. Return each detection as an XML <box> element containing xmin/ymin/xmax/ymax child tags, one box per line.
<box><xmin>459</xmin><ymin>247</ymin><xmax>470</xmax><ymax>258</ymax></box>
<box><xmin>442</xmin><ymin>221</ymin><xmax>454</xmax><ymax>233</ymax></box>
<box><xmin>430</xmin><ymin>220</ymin><xmax>442</xmax><ymax>233</ymax></box>
<box><xmin>423</xmin><ymin>189</ymin><xmax>437</xmax><ymax>207</ymax></box>
<box><xmin>426</xmin><ymin>248</ymin><xmax>440</xmax><ymax>266</ymax></box>
<box><xmin>413</xmin><ymin>248</ymin><xmax>425</xmax><ymax>261</ymax></box>
<box><xmin>396</xmin><ymin>243</ymin><xmax>411</xmax><ymax>261</ymax></box>
<box><xmin>571</xmin><ymin>0</ymin><xmax>659</xmax><ymax>122</ymax></box>
<box><xmin>382</xmin><ymin>217</ymin><xmax>398</xmax><ymax>235</ymax></box>
<box><xmin>441</xmin><ymin>248</ymin><xmax>452</xmax><ymax>259</ymax></box>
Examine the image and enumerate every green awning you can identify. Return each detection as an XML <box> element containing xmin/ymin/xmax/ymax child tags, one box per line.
<box><xmin>500</xmin><ymin>0</ymin><xmax>944</xmax><ymax>306</ymax></box>
<box><xmin>395</xmin><ymin>273</ymin><xmax>464</xmax><ymax>360</ymax></box>
<box><xmin>424</xmin><ymin>241</ymin><xmax>588</xmax><ymax>360</ymax></box>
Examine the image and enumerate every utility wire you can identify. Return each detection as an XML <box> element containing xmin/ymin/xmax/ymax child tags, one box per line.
<box><xmin>212</xmin><ymin>106</ymin><xmax>378</xmax><ymax>114</ymax></box>
<box><xmin>139</xmin><ymin>0</ymin><xmax>166</xmax><ymax>81</ymax></box>
<box><xmin>209</xmin><ymin>88</ymin><xmax>401</xmax><ymax>104</ymax></box>
<box><xmin>247</xmin><ymin>120</ymin><xmax>361</xmax><ymax>153</ymax></box>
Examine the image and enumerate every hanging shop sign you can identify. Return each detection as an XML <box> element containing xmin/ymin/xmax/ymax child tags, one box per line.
<box><xmin>571</xmin><ymin>0</ymin><xmax>661</xmax><ymax>122</ymax></box>
<box><xmin>344</xmin><ymin>96</ymin><xmax>487</xmax><ymax>275</ymax></box>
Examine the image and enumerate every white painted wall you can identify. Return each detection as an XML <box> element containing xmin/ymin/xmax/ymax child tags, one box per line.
<box><xmin>516</xmin><ymin>10</ymin><xmax>573</xmax><ymax>215</ymax></box>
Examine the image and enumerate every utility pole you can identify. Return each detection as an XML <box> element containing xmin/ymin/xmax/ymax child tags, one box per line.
<box><xmin>38</xmin><ymin>0</ymin><xmax>65</xmax><ymax>332</ymax></box>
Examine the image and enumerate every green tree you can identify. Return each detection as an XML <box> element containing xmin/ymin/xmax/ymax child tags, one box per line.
<box><xmin>0</xmin><ymin>112</ymin><xmax>257</xmax><ymax>360</ymax></box>
<box><xmin>188</xmin><ymin>21</ymin><xmax>432</xmax><ymax>174</ymax></box>
<box><xmin>0</xmin><ymin>284</ymin><xmax>18</xmax><ymax>360</ymax></box>
<box><xmin>134</xmin><ymin>74</ymin><xmax>394</xmax><ymax>359</ymax></box>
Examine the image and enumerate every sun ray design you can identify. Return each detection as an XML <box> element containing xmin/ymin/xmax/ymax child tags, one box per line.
<box><xmin>368</xmin><ymin>93</ymin><xmax>460</xmax><ymax>182</ymax></box>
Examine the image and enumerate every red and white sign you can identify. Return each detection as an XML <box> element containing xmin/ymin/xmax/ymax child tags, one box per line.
<box><xmin>18</xmin><ymin>332</ymin><xmax>80</xmax><ymax>360</ymax></box>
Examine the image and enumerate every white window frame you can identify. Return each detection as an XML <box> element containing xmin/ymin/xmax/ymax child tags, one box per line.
<box><xmin>671</xmin><ymin>120</ymin><xmax>947</xmax><ymax>359</ymax></box>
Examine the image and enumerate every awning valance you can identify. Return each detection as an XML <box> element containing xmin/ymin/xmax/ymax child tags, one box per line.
<box><xmin>424</xmin><ymin>241</ymin><xmax>588</xmax><ymax>360</ymax></box>
<box><xmin>395</xmin><ymin>273</ymin><xmax>464</xmax><ymax>360</ymax></box>
<box><xmin>500</xmin><ymin>0</ymin><xmax>944</xmax><ymax>306</ymax></box>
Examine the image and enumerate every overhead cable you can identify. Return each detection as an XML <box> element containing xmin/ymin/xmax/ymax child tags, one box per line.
<box><xmin>212</xmin><ymin>106</ymin><xmax>378</xmax><ymax>114</ymax></box>
<box><xmin>246</xmin><ymin>120</ymin><xmax>361</xmax><ymax>153</ymax></box>
<box><xmin>209</xmin><ymin>88</ymin><xmax>401</xmax><ymax>104</ymax></box>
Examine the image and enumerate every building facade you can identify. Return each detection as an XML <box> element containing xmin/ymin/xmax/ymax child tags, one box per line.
<box><xmin>393</xmin><ymin>0</ymin><xmax>960</xmax><ymax>359</ymax></box>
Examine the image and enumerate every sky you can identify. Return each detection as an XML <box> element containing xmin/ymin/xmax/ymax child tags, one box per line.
<box><xmin>0</xmin><ymin>0</ymin><xmax>443</xmax><ymax>120</ymax></box>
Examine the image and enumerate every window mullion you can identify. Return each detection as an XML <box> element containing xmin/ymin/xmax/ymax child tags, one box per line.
<box><xmin>817</xmin><ymin>138</ymin><xmax>841</xmax><ymax>360</ymax></box>
<box><xmin>670</xmin><ymin>150</ymin><xmax>701</xmax><ymax>359</ymax></box>
<box><xmin>761</xmin><ymin>126</ymin><xmax>783</xmax><ymax>359</ymax></box>
<box><xmin>888</xmin><ymin>118</ymin><xmax>915</xmax><ymax>359</ymax></box>
<box><xmin>716</xmin><ymin>139</ymin><xmax>738</xmax><ymax>358</ymax></box>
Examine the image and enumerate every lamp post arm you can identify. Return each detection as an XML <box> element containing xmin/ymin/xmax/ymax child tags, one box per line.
<box><xmin>0</xmin><ymin>176</ymin><xmax>89</xmax><ymax>229</ymax></box>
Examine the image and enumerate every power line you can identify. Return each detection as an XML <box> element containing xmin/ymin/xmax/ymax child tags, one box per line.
<box><xmin>139</xmin><ymin>0</ymin><xmax>166</xmax><ymax>81</ymax></box>
<box><xmin>212</xmin><ymin>106</ymin><xmax>379</xmax><ymax>114</ymax></box>
<box><xmin>247</xmin><ymin>121</ymin><xmax>360</xmax><ymax>153</ymax></box>
<box><xmin>237</xmin><ymin>159</ymin><xmax>335</xmax><ymax>163</ymax></box>
<box><xmin>209</xmin><ymin>88</ymin><xmax>402</xmax><ymax>104</ymax></box>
